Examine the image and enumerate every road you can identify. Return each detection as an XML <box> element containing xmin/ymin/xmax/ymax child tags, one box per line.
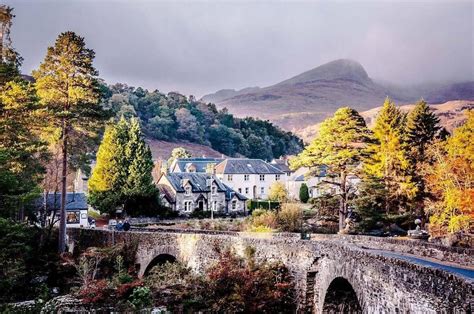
<box><xmin>364</xmin><ymin>248</ymin><xmax>474</xmax><ymax>280</ymax></box>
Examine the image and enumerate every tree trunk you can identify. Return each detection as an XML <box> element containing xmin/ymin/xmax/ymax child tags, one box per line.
<box><xmin>58</xmin><ymin>119</ymin><xmax>68</xmax><ymax>253</ymax></box>
<box><xmin>338</xmin><ymin>172</ymin><xmax>347</xmax><ymax>232</ymax></box>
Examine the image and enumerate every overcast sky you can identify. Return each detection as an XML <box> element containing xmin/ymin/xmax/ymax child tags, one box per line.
<box><xmin>5</xmin><ymin>0</ymin><xmax>474</xmax><ymax>97</ymax></box>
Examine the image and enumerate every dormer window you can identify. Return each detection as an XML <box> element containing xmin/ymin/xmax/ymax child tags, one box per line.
<box><xmin>212</xmin><ymin>186</ymin><xmax>217</xmax><ymax>195</ymax></box>
<box><xmin>185</xmin><ymin>186</ymin><xmax>192</xmax><ymax>195</ymax></box>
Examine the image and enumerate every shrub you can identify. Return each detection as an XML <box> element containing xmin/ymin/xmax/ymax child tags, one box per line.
<box><xmin>299</xmin><ymin>183</ymin><xmax>309</xmax><ymax>203</ymax></box>
<box><xmin>77</xmin><ymin>279</ymin><xmax>112</xmax><ymax>304</ymax></box>
<box><xmin>268</xmin><ymin>181</ymin><xmax>288</xmax><ymax>202</ymax></box>
<box><xmin>277</xmin><ymin>203</ymin><xmax>303</xmax><ymax>232</ymax></box>
<box><xmin>129</xmin><ymin>286</ymin><xmax>152</xmax><ymax>309</ymax></box>
<box><xmin>145</xmin><ymin>261</ymin><xmax>193</xmax><ymax>289</ymax></box>
<box><xmin>249</xmin><ymin>210</ymin><xmax>278</xmax><ymax>230</ymax></box>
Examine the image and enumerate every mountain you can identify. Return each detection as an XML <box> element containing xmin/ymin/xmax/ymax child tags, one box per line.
<box><xmin>297</xmin><ymin>100</ymin><xmax>474</xmax><ymax>142</ymax></box>
<box><xmin>201</xmin><ymin>59</ymin><xmax>474</xmax><ymax>133</ymax></box>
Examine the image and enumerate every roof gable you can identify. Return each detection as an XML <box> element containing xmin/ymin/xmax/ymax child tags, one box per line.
<box><xmin>165</xmin><ymin>173</ymin><xmax>226</xmax><ymax>193</ymax></box>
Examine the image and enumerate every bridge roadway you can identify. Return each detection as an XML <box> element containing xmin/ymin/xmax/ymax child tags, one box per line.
<box><xmin>68</xmin><ymin>228</ymin><xmax>474</xmax><ymax>313</ymax></box>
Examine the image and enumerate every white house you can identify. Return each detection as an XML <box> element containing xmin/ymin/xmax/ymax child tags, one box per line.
<box><xmin>214</xmin><ymin>158</ymin><xmax>286</xmax><ymax>200</ymax></box>
<box><xmin>286</xmin><ymin>165</ymin><xmax>361</xmax><ymax>200</ymax></box>
<box><xmin>35</xmin><ymin>192</ymin><xmax>90</xmax><ymax>228</ymax></box>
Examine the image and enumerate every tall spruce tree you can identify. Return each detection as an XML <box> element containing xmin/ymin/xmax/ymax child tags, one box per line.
<box><xmin>405</xmin><ymin>100</ymin><xmax>440</xmax><ymax>210</ymax></box>
<box><xmin>33</xmin><ymin>32</ymin><xmax>103</xmax><ymax>252</ymax></box>
<box><xmin>123</xmin><ymin>117</ymin><xmax>156</xmax><ymax>204</ymax></box>
<box><xmin>89</xmin><ymin>117</ymin><xmax>157</xmax><ymax>215</ymax></box>
<box><xmin>290</xmin><ymin>107</ymin><xmax>373</xmax><ymax>231</ymax></box>
<box><xmin>365</xmin><ymin>98</ymin><xmax>416</xmax><ymax>214</ymax></box>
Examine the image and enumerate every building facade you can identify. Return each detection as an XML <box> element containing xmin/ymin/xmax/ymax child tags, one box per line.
<box><xmin>157</xmin><ymin>172</ymin><xmax>247</xmax><ymax>215</ymax></box>
<box><xmin>214</xmin><ymin>158</ymin><xmax>286</xmax><ymax>200</ymax></box>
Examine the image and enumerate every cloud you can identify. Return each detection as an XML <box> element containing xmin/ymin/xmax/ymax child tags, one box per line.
<box><xmin>5</xmin><ymin>0</ymin><xmax>473</xmax><ymax>96</ymax></box>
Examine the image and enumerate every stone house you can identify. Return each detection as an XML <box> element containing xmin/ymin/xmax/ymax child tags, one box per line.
<box><xmin>214</xmin><ymin>158</ymin><xmax>286</xmax><ymax>200</ymax></box>
<box><xmin>157</xmin><ymin>172</ymin><xmax>247</xmax><ymax>215</ymax></box>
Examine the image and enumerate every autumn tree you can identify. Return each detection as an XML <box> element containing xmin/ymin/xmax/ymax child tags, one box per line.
<box><xmin>167</xmin><ymin>147</ymin><xmax>192</xmax><ymax>170</ymax></box>
<box><xmin>424</xmin><ymin>111</ymin><xmax>473</xmax><ymax>237</ymax></box>
<box><xmin>268</xmin><ymin>181</ymin><xmax>288</xmax><ymax>202</ymax></box>
<box><xmin>33</xmin><ymin>32</ymin><xmax>104</xmax><ymax>252</ymax></box>
<box><xmin>365</xmin><ymin>98</ymin><xmax>416</xmax><ymax>214</ymax></box>
<box><xmin>290</xmin><ymin>107</ymin><xmax>373</xmax><ymax>231</ymax></box>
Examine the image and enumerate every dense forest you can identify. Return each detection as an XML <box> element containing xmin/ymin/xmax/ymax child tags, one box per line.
<box><xmin>100</xmin><ymin>83</ymin><xmax>303</xmax><ymax>160</ymax></box>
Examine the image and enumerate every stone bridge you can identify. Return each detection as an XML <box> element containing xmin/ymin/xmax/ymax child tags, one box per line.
<box><xmin>67</xmin><ymin>228</ymin><xmax>473</xmax><ymax>313</ymax></box>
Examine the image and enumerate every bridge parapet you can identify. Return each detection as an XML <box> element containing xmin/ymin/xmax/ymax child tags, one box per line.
<box><xmin>67</xmin><ymin>228</ymin><xmax>473</xmax><ymax>313</ymax></box>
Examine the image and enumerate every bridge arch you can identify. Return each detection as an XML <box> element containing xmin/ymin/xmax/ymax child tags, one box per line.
<box><xmin>143</xmin><ymin>253</ymin><xmax>177</xmax><ymax>276</ymax></box>
<box><xmin>322</xmin><ymin>277</ymin><xmax>362</xmax><ymax>313</ymax></box>
<box><xmin>138</xmin><ymin>245</ymin><xmax>180</xmax><ymax>277</ymax></box>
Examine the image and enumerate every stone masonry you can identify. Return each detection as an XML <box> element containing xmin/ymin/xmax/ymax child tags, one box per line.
<box><xmin>67</xmin><ymin>228</ymin><xmax>474</xmax><ymax>313</ymax></box>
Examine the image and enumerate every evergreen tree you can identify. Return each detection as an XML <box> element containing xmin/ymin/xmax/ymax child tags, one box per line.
<box><xmin>365</xmin><ymin>98</ymin><xmax>416</xmax><ymax>214</ymax></box>
<box><xmin>299</xmin><ymin>183</ymin><xmax>309</xmax><ymax>203</ymax></box>
<box><xmin>89</xmin><ymin>117</ymin><xmax>158</xmax><ymax>216</ymax></box>
<box><xmin>88</xmin><ymin>123</ymin><xmax>125</xmax><ymax>213</ymax></box>
<box><xmin>405</xmin><ymin>100</ymin><xmax>441</xmax><ymax>210</ymax></box>
<box><xmin>290</xmin><ymin>107</ymin><xmax>373</xmax><ymax>231</ymax></box>
<box><xmin>33</xmin><ymin>32</ymin><xmax>104</xmax><ymax>252</ymax></box>
<box><xmin>123</xmin><ymin>118</ymin><xmax>156</xmax><ymax>203</ymax></box>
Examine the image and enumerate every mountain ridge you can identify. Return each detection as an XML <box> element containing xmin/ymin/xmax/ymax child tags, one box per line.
<box><xmin>201</xmin><ymin>59</ymin><xmax>474</xmax><ymax>133</ymax></box>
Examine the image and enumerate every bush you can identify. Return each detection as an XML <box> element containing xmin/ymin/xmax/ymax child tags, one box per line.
<box><xmin>248</xmin><ymin>200</ymin><xmax>280</xmax><ymax>211</ymax></box>
<box><xmin>249</xmin><ymin>210</ymin><xmax>278</xmax><ymax>230</ymax></box>
<box><xmin>277</xmin><ymin>203</ymin><xmax>303</xmax><ymax>232</ymax></box>
<box><xmin>299</xmin><ymin>183</ymin><xmax>309</xmax><ymax>203</ymax></box>
<box><xmin>129</xmin><ymin>286</ymin><xmax>152</xmax><ymax>309</ymax></box>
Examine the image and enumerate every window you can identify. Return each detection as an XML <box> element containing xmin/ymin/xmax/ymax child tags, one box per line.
<box><xmin>275</xmin><ymin>174</ymin><xmax>281</xmax><ymax>181</ymax></box>
<box><xmin>227</xmin><ymin>174</ymin><xmax>233</xmax><ymax>181</ymax></box>
<box><xmin>244</xmin><ymin>174</ymin><xmax>249</xmax><ymax>181</ymax></box>
<box><xmin>184</xmin><ymin>201</ymin><xmax>193</xmax><ymax>212</ymax></box>
<box><xmin>185</xmin><ymin>186</ymin><xmax>191</xmax><ymax>195</ymax></box>
<box><xmin>260</xmin><ymin>187</ymin><xmax>265</xmax><ymax>194</ymax></box>
<box><xmin>212</xmin><ymin>201</ymin><xmax>218</xmax><ymax>211</ymax></box>
<box><xmin>66</xmin><ymin>211</ymin><xmax>80</xmax><ymax>224</ymax></box>
<box><xmin>259</xmin><ymin>174</ymin><xmax>265</xmax><ymax>181</ymax></box>
<box><xmin>287</xmin><ymin>172</ymin><xmax>291</xmax><ymax>176</ymax></box>
<box><xmin>238</xmin><ymin>188</ymin><xmax>242</xmax><ymax>193</ymax></box>
<box><xmin>245</xmin><ymin>187</ymin><xmax>249</xmax><ymax>194</ymax></box>
<box><xmin>232</xmin><ymin>200</ymin><xmax>237</xmax><ymax>210</ymax></box>
<box><xmin>212</xmin><ymin>186</ymin><xmax>217</xmax><ymax>195</ymax></box>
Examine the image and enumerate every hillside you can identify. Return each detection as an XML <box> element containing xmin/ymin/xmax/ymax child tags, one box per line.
<box><xmin>201</xmin><ymin>59</ymin><xmax>474</xmax><ymax>133</ymax></box>
<box><xmin>297</xmin><ymin>100</ymin><xmax>474</xmax><ymax>142</ymax></box>
<box><xmin>147</xmin><ymin>139</ymin><xmax>225</xmax><ymax>160</ymax></box>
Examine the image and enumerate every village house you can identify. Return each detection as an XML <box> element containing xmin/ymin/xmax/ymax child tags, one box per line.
<box><xmin>157</xmin><ymin>172</ymin><xmax>247</xmax><ymax>215</ymax></box>
<box><xmin>286</xmin><ymin>165</ymin><xmax>361</xmax><ymax>200</ymax></box>
<box><xmin>214</xmin><ymin>158</ymin><xmax>286</xmax><ymax>200</ymax></box>
<box><xmin>34</xmin><ymin>192</ymin><xmax>90</xmax><ymax>228</ymax></box>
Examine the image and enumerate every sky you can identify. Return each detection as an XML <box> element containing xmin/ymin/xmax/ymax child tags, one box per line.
<box><xmin>5</xmin><ymin>0</ymin><xmax>474</xmax><ymax>97</ymax></box>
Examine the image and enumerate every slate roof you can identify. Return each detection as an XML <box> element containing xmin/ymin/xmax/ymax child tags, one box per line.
<box><xmin>157</xmin><ymin>184</ymin><xmax>176</xmax><ymax>204</ymax></box>
<box><xmin>172</xmin><ymin>158</ymin><xmax>224</xmax><ymax>173</ymax></box>
<box><xmin>215</xmin><ymin>159</ymin><xmax>284</xmax><ymax>175</ymax></box>
<box><xmin>165</xmin><ymin>173</ymin><xmax>227</xmax><ymax>193</ymax></box>
<box><xmin>223</xmin><ymin>184</ymin><xmax>248</xmax><ymax>201</ymax></box>
<box><xmin>271</xmin><ymin>160</ymin><xmax>292</xmax><ymax>173</ymax></box>
<box><xmin>35</xmin><ymin>192</ymin><xmax>88</xmax><ymax>211</ymax></box>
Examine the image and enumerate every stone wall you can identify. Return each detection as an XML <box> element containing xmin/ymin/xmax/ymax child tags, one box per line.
<box><xmin>67</xmin><ymin>229</ymin><xmax>474</xmax><ymax>313</ymax></box>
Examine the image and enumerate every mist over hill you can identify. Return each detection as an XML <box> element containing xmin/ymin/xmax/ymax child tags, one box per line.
<box><xmin>201</xmin><ymin>59</ymin><xmax>474</xmax><ymax>133</ymax></box>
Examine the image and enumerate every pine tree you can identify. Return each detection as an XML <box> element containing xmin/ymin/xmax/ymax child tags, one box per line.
<box><xmin>365</xmin><ymin>98</ymin><xmax>416</xmax><ymax>214</ymax></box>
<box><xmin>405</xmin><ymin>100</ymin><xmax>441</xmax><ymax>210</ymax></box>
<box><xmin>290</xmin><ymin>107</ymin><xmax>373</xmax><ymax>231</ymax></box>
<box><xmin>33</xmin><ymin>32</ymin><xmax>104</xmax><ymax>252</ymax></box>
<box><xmin>405</xmin><ymin>99</ymin><xmax>440</xmax><ymax>161</ymax></box>
<box><xmin>299</xmin><ymin>183</ymin><xmax>309</xmax><ymax>203</ymax></box>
